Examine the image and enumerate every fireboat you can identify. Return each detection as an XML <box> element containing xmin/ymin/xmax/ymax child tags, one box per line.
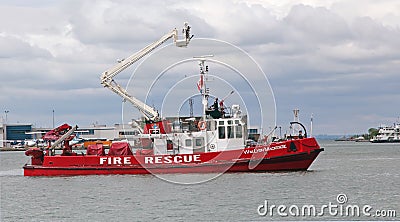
<box><xmin>24</xmin><ymin>23</ymin><xmax>323</xmax><ymax>176</ymax></box>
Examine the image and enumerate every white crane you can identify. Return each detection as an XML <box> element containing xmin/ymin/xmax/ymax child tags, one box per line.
<box><xmin>101</xmin><ymin>22</ymin><xmax>192</xmax><ymax>122</ymax></box>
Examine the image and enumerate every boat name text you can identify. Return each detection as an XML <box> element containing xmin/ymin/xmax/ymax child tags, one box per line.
<box><xmin>243</xmin><ymin>144</ymin><xmax>287</xmax><ymax>154</ymax></box>
<box><xmin>268</xmin><ymin>144</ymin><xmax>287</xmax><ymax>150</ymax></box>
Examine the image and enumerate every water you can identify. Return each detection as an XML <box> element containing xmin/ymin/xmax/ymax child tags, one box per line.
<box><xmin>1</xmin><ymin>141</ymin><xmax>399</xmax><ymax>221</ymax></box>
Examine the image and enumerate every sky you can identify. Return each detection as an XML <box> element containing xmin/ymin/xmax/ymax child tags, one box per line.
<box><xmin>1</xmin><ymin>0</ymin><xmax>400</xmax><ymax>135</ymax></box>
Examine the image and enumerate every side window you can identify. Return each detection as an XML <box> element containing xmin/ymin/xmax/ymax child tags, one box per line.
<box><xmin>195</xmin><ymin>138</ymin><xmax>203</xmax><ymax>147</ymax></box>
<box><xmin>236</xmin><ymin>125</ymin><xmax>242</xmax><ymax>138</ymax></box>
<box><xmin>185</xmin><ymin>139</ymin><xmax>192</xmax><ymax>147</ymax></box>
<box><xmin>218</xmin><ymin>126</ymin><xmax>225</xmax><ymax>139</ymax></box>
<box><xmin>227</xmin><ymin>126</ymin><xmax>234</xmax><ymax>138</ymax></box>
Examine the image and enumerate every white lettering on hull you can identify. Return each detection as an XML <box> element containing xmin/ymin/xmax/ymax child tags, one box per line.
<box><xmin>144</xmin><ymin>154</ymin><xmax>201</xmax><ymax>164</ymax></box>
<box><xmin>99</xmin><ymin>155</ymin><xmax>202</xmax><ymax>165</ymax></box>
<box><xmin>243</xmin><ymin>144</ymin><xmax>287</xmax><ymax>154</ymax></box>
<box><xmin>100</xmin><ymin>157</ymin><xmax>132</xmax><ymax>165</ymax></box>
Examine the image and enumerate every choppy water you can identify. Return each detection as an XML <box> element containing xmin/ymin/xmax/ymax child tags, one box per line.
<box><xmin>1</xmin><ymin>141</ymin><xmax>399</xmax><ymax>221</ymax></box>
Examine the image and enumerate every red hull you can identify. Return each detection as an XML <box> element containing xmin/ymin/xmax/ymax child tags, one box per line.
<box><xmin>24</xmin><ymin>138</ymin><xmax>323</xmax><ymax>176</ymax></box>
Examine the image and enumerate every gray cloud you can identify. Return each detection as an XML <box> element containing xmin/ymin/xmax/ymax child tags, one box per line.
<box><xmin>0</xmin><ymin>35</ymin><xmax>51</xmax><ymax>59</ymax></box>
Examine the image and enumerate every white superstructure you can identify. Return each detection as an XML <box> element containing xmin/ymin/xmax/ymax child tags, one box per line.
<box><xmin>370</xmin><ymin>123</ymin><xmax>400</xmax><ymax>143</ymax></box>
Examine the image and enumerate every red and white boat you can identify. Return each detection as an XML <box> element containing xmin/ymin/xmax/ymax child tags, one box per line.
<box><xmin>23</xmin><ymin>23</ymin><xmax>323</xmax><ymax>176</ymax></box>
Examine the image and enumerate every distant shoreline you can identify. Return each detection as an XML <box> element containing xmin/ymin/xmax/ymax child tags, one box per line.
<box><xmin>0</xmin><ymin>147</ymin><xmax>27</xmax><ymax>152</ymax></box>
<box><xmin>0</xmin><ymin>146</ymin><xmax>91</xmax><ymax>152</ymax></box>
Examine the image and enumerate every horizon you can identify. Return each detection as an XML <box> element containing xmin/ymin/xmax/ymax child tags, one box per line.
<box><xmin>1</xmin><ymin>0</ymin><xmax>400</xmax><ymax>135</ymax></box>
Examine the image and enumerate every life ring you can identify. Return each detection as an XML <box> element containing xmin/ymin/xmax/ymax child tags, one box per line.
<box><xmin>198</xmin><ymin>121</ymin><xmax>207</xmax><ymax>130</ymax></box>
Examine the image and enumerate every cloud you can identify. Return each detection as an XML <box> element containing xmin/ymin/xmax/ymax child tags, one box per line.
<box><xmin>283</xmin><ymin>4</ymin><xmax>352</xmax><ymax>44</ymax></box>
<box><xmin>0</xmin><ymin>34</ymin><xmax>52</xmax><ymax>59</ymax></box>
<box><xmin>64</xmin><ymin>0</ymin><xmax>215</xmax><ymax>46</ymax></box>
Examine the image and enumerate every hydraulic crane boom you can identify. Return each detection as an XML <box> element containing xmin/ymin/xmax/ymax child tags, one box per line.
<box><xmin>101</xmin><ymin>22</ymin><xmax>192</xmax><ymax>121</ymax></box>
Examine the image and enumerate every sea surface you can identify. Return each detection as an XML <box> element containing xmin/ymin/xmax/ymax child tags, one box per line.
<box><xmin>1</xmin><ymin>141</ymin><xmax>399</xmax><ymax>221</ymax></box>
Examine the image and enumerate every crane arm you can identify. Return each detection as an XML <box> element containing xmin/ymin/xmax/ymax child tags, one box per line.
<box><xmin>101</xmin><ymin>22</ymin><xmax>192</xmax><ymax>121</ymax></box>
<box><xmin>221</xmin><ymin>90</ymin><xmax>235</xmax><ymax>102</ymax></box>
<box><xmin>50</xmin><ymin>125</ymin><xmax>77</xmax><ymax>150</ymax></box>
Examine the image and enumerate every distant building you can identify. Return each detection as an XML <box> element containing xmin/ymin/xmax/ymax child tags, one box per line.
<box><xmin>1</xmin><ymin>122</ymin><xmax>142</xmax><ymax>148</ymax></box>
<box><xmin>39</xmin><ymin>123</ymin><xmax>141</xmax><ymax>145</ymax></box>
<box><xmin>76</xmin><ymin>124</ymin><xmax>141</xmax><ymax>142</ymax></box>
<box><xmin>1</xmin><ymin>123</ymin><xmax>33</xmax><ymax>147</ymax></box>
<box><xmin>79</xmin><ymin>124</ymin><xmax>141</xmax><ymax>141</ymax></box>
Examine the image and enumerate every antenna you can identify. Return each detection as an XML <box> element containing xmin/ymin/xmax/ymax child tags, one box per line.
<box><xmin>293</xmin><ymin>109</ymin><xmax>299</xmax><ymax>122</ymax></box>
<box><xmin>310</xmin><ymin>113</ymin><xmax>313</xmax><ymax>137</ymax></box>
<box><xmin>189</xmin><ymin>98</ymin><xmax>193</xmax><ymax>117</ymax></box>
<box><xmin>292</xmin><ymin>109</ymin><xmax>299</xmax><ymax>135</ymax></box>
<box><xmin>194</xmin><ymin>56</ymin><xmax>214</xmax><ymax>122</ymax></box>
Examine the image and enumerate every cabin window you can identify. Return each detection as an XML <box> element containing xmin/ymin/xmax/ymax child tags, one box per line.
<box><xmin>185</xmin><ymin>139</ymin><xmax>192</xmax><ymax>147</ymax></box>
<box><xmin>219</xmin><ymin>121</ymin><xmax>224</xmax><ymax>126</ymax></box>
<box><xmin>218</xmin><ymin>126</ymin><xmax>225</xmax><ymax>139</ymax></box>
<box><xmin>228</xmin><ymin>120</ymin><xmax>232</xmax><ymax>125</ymax></box>
<box><xmin>235</xmin><ymin>120</ymin><xmax>239</xmax><ymax>125</ymax></box>
<box><xmin>235</xmin><ymin>125</ymin><xmax>242</xmax><ymax>138</ymax></box>
<box><xmin>195</xmin><ymin>138</ymin><xmax>203</xmax><ymax>147</ymax></box>
<box><xmin>227</xmin><ymin>126</ymin><xmax>234</xmax><ymax>138</ymax></box>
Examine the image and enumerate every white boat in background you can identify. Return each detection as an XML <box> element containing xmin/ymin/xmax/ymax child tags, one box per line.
<box><xmin>24</xmin><ymin>132</ymin><xmax>48</xmax><ymax>147</ymax></box>
<box><xmin>370</xmin><ymin>123</ymin><xmax>400</xmax><ymax>143</ymax></box>
<box><xmin>23</xmin><ymin>139</ymin><xmax>47</xmax><ymax>147</ymax></box>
